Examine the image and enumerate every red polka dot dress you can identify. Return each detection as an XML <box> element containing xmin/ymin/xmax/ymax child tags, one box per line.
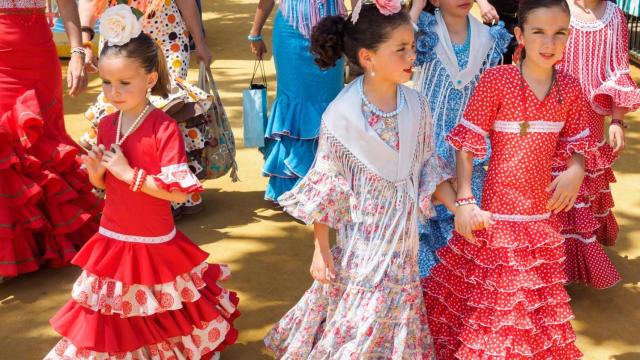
<box><xmin>45</xmin><ymin>110</ymin><xmax>239</xmax><ymax>359</ymax></box>
<box><xmin>422</xmin><ymin>66</ymin><xmax>592</xmax><ymax>359</ymax></box>
<box><xmin>554</xmin><ymin>2</ymin><xmax>640</xmax><ymax>289</ymax></box>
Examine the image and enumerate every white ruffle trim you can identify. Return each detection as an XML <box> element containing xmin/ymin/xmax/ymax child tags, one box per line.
<box><xmin>71</xmin><ymin>263</ymin><xmax>237</xmax><ymax>317</ymax></box>
<box><xmin>44</xmin><ymin>315</ymin><xmax>229</xmax><ymax>360</ymax></box>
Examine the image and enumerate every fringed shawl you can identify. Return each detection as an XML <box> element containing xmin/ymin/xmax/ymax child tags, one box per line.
<box><xmin>321</xmin><ymin>79</ymin><xmax>432</xmax><ymax>285</ymax></box>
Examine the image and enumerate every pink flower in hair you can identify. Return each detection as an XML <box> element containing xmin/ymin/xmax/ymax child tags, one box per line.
<box><xmin>352</xmin><ymin>0</ymin><xmax>403</xmax><ymax>24</ymax></box>
<box><xmin>374</xmin><ymin>0</ymin><xmax>402</xmax><ymax>15</ymax></box>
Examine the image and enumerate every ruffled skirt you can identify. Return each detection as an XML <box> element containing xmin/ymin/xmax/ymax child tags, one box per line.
<box><xmin>45</xmin><ymin>230</ymin><xmax>240</xmax><ymax>359</ymax></box>
<box><xmin>264</xmin><ymin>247</ymin><xmax>434</xmax><ymax>359</ymax></box>
<box><xmin>262</xmin><ymin>11</ymin><xmax>344</xmax><ymax>203</ymax></box>
<box><xmin>422</xmin><ymin>218</ymin><xmax>582</xmax><ymax>359</ymax></box>
<box><xmin>0</xmin><ymin>13</ymin><xmax>102</xmax><ymax>277</ymax></box>
<box><xmin>553</xmin><ymin>138</ymin><xmax>621</xmax><ymax>289</ymax></box>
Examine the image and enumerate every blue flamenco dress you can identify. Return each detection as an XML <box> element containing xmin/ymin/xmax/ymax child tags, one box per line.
<box><xmin>413</xmin><ymin>11</ymin><xmax>511</xmax><ymax>277</ymax></box>
<box><xmin>262</xmin><ymin>0</ymin><xmax>345</xmax><ymax>202</ymax></box>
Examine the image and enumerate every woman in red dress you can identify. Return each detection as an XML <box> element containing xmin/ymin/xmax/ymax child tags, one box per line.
<box><xmin>422</xmin><ymin>0</ymin><xmax>594</xmax><ymax>358</ymax></box>
<box><xmin>45</xmin><ymin>7</ymin><xmax>239</xmax><ymax>358</ymax></box>
<box><xmin>0</xmin><ymin>0</ymin><xmax>101</xmax><ymax>277</ymax></box>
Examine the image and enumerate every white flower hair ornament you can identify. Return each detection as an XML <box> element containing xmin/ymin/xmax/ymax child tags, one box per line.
<box><xmin>100</xmin><ymin>3</ymin><xmax>144</xmax><ymax>46</ymax></box>
<box><xmin>352</xmin><ymin>0</ymin><xmax>404</xmax><ymax>24</ymax></box>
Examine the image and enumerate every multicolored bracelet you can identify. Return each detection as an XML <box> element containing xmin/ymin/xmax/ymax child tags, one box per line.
<box><xmin>70</xmin><ymin>47</ymin><xmax>87</xmax><ymax>58</ymax></box>
<box><xmin>247</xmin><ymin>34</ymin><xmax>263</xmax><ymax>42</ymax></box>
<box><xmin>455</xmin><ymin>196</ymin><xmax>477</xmax><ymax>207</ymax></box>
<box><xmin>129</xmin><ymin>168</ymin><xmax>147</xmax><ymax>192</ymax></box>
<box><xmin>611</xmin><ymin>118</ymin><xmax>628</xmax><ymax>129</ymax></box>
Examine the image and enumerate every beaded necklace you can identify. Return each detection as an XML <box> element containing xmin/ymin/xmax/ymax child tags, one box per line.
<box><xmin>357</xmin><ymin>76</ymin><xmax>406</xmax><ymax>118</ymax></box>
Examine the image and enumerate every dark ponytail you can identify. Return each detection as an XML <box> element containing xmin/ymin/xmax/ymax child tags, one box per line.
<box><xmin>100</xmin><ymin>32</ymin><xmax>171</xmax><ymax>97</ymax></box>
<box><xmin>310</xmin><ymin>4</ymin><xmax>411</xmax><ymax>69</ymax></box>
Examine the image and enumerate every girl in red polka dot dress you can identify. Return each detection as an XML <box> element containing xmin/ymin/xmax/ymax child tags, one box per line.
<box><xmin>422</xmin><ymin>0</ymin><xmax>595</xmax><ymax>358</ymax></box>
<box><xmin>553</xmin><ymin>0</ymin><xmax>640</xmax><ymax>289</ymax></box>
<box><xmin>44</xmin><ymin>7</ymin><xmax>238</xmax><ymax>359</ymax></box>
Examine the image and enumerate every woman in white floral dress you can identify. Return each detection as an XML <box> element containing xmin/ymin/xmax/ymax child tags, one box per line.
<box><xmin>78</xmin><ymin>0</ymin><xmax>213</xmax><ymax>214</ymax></box>
<box><xmin>264</xmin><ymin>4</ymin><xmax>457</xmax><ymax>358</ymax></box>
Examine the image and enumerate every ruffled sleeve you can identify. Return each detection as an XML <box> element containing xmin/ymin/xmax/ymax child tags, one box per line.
<box><xmin>488</xmin><ymin>22</ymin><xmax>512</xmax><ymax>67</ymax></box>
<box><xmin>415</xmin><ymin>11</ymin><xmax>439</xmax><ymax>66</ymax></box>
<box><xmin>277</xmin><ymin>127</ymin><xmax>357</xmax><ymax>229</ymax></box>
<box><xmin>418</xmin><ymin>154</ymin><xmax>454</xmax><ymax>217</ymax></box>
<box><xmin>591</xmin><ymin>9</ymin><xmax>640</xmax><ymax>113</ymax></box>
<box><xmin>446</xmin><ymin>68</ymin><xmax>501</xmax><ymax>158</ymax></box>
<box><xmin>152</xmin><ymin>113</ymin><xmax>203</xmax><ymax>194</ymax></box>
<box><xmin>554</xmin><ymin>80</ymin><xmax>598</xmax><ymax>167</ymax></box>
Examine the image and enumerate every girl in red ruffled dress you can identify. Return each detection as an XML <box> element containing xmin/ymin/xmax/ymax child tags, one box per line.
<box><xmin>45</xmin><ymin>5</ymin><xmax>239</xmax><ymax>359</ymax></box>
<box><xmin>553</xmin><ymin>0</ymin><xmax>640</xmax><ymax>289</ymax></box>
<box><xmin>0</xmin><ymin>0</ymin><xmax>102</xmax><ymax>278</ymax></box>
<box><xmin>422</xmin><ymin>0</ymin><xmax>594</xmax><ymax>358</ymax></box>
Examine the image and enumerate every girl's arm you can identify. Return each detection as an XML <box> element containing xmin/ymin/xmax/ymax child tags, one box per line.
<box><xmin>433</xmin><ymin>180</ymin><xmax>456</xmax><ymax>213</ymax></box>
<box><xmin>249</xmin><ymin>0</ymin><xmax>275</xmax><ymax>59</ymax></box>
<box><xmin>175</xmin><ymin>0</ymin><xmax>213</xmax><ymax>66</ymax></box>
<box><xmin>310</xmin><ymin>222</ymin><xmax>336</xmax><ymax>284</ymax></box>
<box><xmin>453</xmin><ymin>150</ymin><xmax>493</xmax><ymax>241</ymax></box>
<box><xmin>100</xmin><ymin>145</ymin><xmax>190</xmax><ymax>203</ymax></box>
<box><xmin>409</xmin><ymin>0</ymin><xmax>426</xmax><ymax>23</ymax></box>
<box><xmin>58</xmin><ymin>0</ymin><xmax>88</xmax><ymax>96</ymax></box>
<box><xmin>609</xmin><ymin>105</ymin><xmax>628</xmax><ymax>153</ymax></box>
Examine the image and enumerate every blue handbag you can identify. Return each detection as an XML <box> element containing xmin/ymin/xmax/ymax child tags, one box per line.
<box><xmin>242</xmin><ymin>60</ymin><xmax>268</xmax><ymax>148</ymax></box>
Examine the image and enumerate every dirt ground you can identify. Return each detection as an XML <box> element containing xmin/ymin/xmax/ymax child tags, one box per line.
<box><xmin>1</xmin><ymin>1</ymin><xmax>639</xmax><ymax>359</ymax></box>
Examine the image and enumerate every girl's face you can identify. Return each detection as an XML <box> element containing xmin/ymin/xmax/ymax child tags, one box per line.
<box><xmin>98</xmin><ymin>55</ymin><xmax>158</xmax><ymax>114</ymax></box>
<box><xmin>514</xmin><ymin>7</ymin><xmax>571</xmax><ymax>69</ymax></box>
<box><xmin>361</xmin><ymin>24</ymin><xmax>416</xmax><ymax>84</ymax></box>
<box><xmin>430</xmin><ymin>0</ymin><xmax>473</xmax><ymax>18</ymax></box>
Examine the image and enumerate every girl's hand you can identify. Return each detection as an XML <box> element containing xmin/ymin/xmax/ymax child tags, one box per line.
<box><xmin>81</xmin><ymin>145</ymin><xmax>107</xmax><ymax>176</ymax></box>
<box><xmin>67</xmin><ymin>53</ymin><xmax>89</xmax><ymax>97</ymax></box>
<box><xmin>100</xmin><ymin>144</ymin><xmax>134</xmax><ymax>183</ymax></box>
<box><xmin>454</xmin><ymin>204</ymin><xmax>481</xmax><ymax>244</ymax></box>
<box><xmin>477</xmin><ymin>0</ymin><xmax>499</xmax><ymax>25</ymax></box>
<box><xmin>546</xmin><ymin>164</ymin><xmax>585</xmax><ymax>213</ymax></box>
<box><xmin>609</xmin><ymin>123</ymin><xmax>625</xmax><ymax>153</ymax></box>
<box><xmin>310</xmin><ymin>243</ymin><xmax>336</xmax><ymax>284</ymax></box>
<box><xmin>250</xmin><ymin>39</ymin><xmax>268</xmax><ymax>60</ymax></box>
<box><xmin>472</xmin><ymin>208</ymin><xmax>495</xmax><ymax>231</ymax></box>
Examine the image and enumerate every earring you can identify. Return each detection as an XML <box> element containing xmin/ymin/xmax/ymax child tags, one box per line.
<box><xmin>146</xmin><ymin>88</ymin><xmax>152</xmax><ymax>97</ymax></box>
<box><xmin>370</xmin><ymin>64</ymin><xmax>375</xmax><ymax>77</ymax></box>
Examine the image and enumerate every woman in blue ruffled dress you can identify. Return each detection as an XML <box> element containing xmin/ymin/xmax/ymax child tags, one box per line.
<box><xmin>249</xmin><ymin>0</ymin><xmax>346</xmax><ymax>202</ymax></box>
<box><xmin>409</xmin><ymin>0</ymin><xmax>511</xmax><ymax>277</ymax></box>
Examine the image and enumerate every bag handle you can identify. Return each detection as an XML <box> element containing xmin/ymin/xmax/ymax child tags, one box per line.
<box><xmin>249</xmin><ymin>59</ymin><xmax>267</xmax><ymax>88</ymax></box>
<box><xmin>197</xmin><ymin>62</ymin><xmax>240</xmax><ymax>182</ymax></box>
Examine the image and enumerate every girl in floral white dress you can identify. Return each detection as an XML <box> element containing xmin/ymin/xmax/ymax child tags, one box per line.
<box><xmin>264</xmin><ymin>2</ymin><xmax>460</xmax><ymax>358</ymax></box>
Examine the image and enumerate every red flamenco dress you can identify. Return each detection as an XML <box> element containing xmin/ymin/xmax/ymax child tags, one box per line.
<box><xmin>554</xmin><ymin>2</ymin><xmax>640</xmax><ymax>289</ymax></box>
<box><xmin>45</xmin><ymin>109</ymin><xmax>239</xmax><ymax>359</ymax></box>
<box><xmin>422</xmin><ymin>66</ymin><xmax>593</xmax><ymax>359</ymax></box>
<box><xmin>0</xmin><ymin>0</ymin><xmax>102</xmax><ymax>277</ymax></box>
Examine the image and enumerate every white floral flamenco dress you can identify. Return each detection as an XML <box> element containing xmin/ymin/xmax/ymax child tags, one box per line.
<box><xmin>264</xmin><ymin>78</ymin><xmax>452</xmax><ymax>359</ymax></box>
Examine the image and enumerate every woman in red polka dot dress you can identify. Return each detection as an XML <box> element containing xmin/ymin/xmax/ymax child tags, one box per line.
<box><xmin>422</xmin><ymin>0</ymin><xmax>595</xmax><ymax>358</ymax></box>
<box><xmin>552</xmin><ymin>0</ymin><xmax>640</xmax><ymax>289</ymax></box>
